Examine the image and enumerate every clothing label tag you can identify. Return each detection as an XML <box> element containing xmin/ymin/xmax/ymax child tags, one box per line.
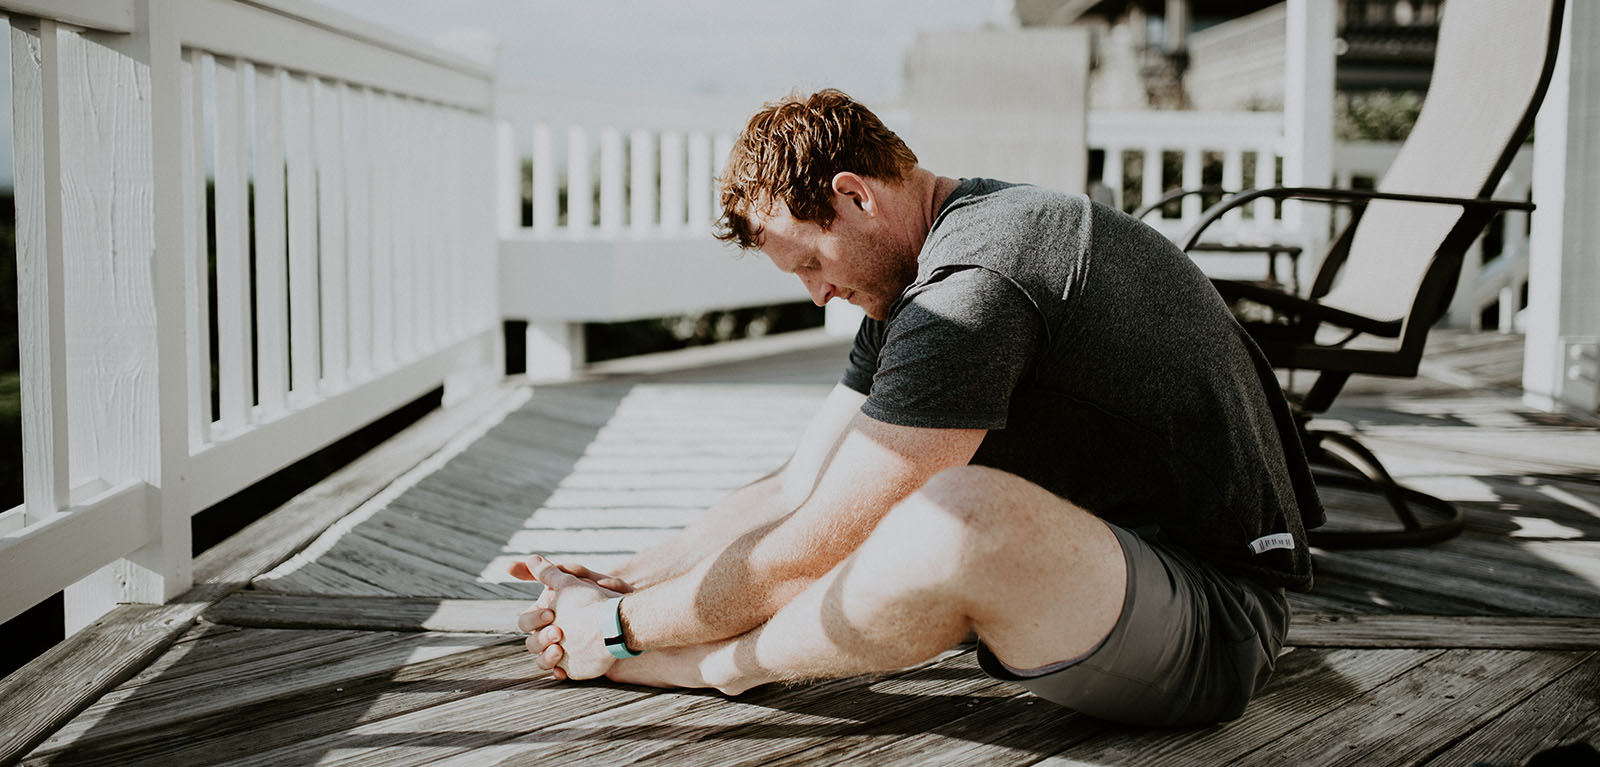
<box><xmin>1248</xmin><ymin>533</ymin><xmax>1296</xmax><ymax>555</ymax></box>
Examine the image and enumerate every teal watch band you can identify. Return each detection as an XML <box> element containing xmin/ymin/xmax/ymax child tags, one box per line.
<box><xmin>603</xmin><ymin>596</ymin><xmax>644</xmax><ymax>659</ymax></box>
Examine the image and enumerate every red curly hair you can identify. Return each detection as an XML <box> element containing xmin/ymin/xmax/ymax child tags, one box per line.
<box><xmin>715</xmin><ymin>89</ymin><xmax>918</xmax><ymax>249</ymax></box>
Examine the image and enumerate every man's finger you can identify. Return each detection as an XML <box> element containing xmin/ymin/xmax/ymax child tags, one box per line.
<box><xmin>526</xmin><ymin>555</ymin><xmax>584</xmax><ymax>589</ymax></box>
<box><xmin>508</xmin><ymin>560</ymin><xmax>537</xmax><ymax>581</ymax></box>
<box><xmin>542</xmin><ymin>642</ymin><xmax>564</xmax><ymax>672</ymax></box>
<box><xmin>516</xmin><ymin>607</ymin><xmax>552</xmax><ymax>634</ymax></box>
<box><xmin>557</xmin><ymin>562</ymin><xmax>596</xmax><ymax>579</ymax></box>
<box><xmin>596</xmin><ymin>577</ymin><xmax>634</xmax><ymax>593</ymax></box>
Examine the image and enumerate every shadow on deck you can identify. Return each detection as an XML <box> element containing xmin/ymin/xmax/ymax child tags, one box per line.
<box><xmin>10</xmin><ymin>330</ymin><xmax>1600</xmax><ymax>767</ymax></box>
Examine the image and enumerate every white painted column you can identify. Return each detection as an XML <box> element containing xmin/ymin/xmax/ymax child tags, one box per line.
<box><xmin>1524</xmin><ymin>1</ymin><xmax>1600</xmax><ymax>414</ymax></box>
<box><xmin>525</xmin><ymin>321</ymin><xmax>586</xmax><ymax>381</ymax></box>
<box><xmin>1283</xmin><ymin>0</ymin><xmax>1335</xmax><ymax>290</ymax></box>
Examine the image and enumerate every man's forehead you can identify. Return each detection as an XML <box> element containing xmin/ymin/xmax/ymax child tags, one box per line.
<box><xmin>748</xmin><ymin>201</ymin><xmax>797</xmax><ymax>248</ymax></box>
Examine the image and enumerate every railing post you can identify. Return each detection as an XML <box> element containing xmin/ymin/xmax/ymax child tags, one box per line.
<box><xmin>1524</xmin><ymin>0</ymin><xmax>1600</xmax><ymax>413</ymax></box>
<box><xmin>60</xmin><ymin>0</ymin><xmax>194</xmax><ymax>632</ymax></box>
<box><xmin>1284</xmin><ymin>0</ymin><xmax>1335</xmax><ymax>289</ymax></box>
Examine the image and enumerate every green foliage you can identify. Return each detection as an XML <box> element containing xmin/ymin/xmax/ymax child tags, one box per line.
<box><xmin>2</xmin><ymin>194</ymin><xmax>17</xmax><ymax>510</ymax></box>
<box><xmin>0</xmin><ymin>371</ymin><xmax>19</xmax><ymax>510</ymax></box>
<box><xmin>1336</xmin><ymin>90</ymin><xmax>1425</xmax><ymax>142</ymax></box>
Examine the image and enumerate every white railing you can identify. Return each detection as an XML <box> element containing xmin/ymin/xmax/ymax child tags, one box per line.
<box><xmin>1088</xmin><ymin>110</ymin><xmax>1290</xmax><ymax>239</ymax></box>
<box><xmin>494</xmin><ymin>84</ymin><xmax>807</xmax><ymax>377</ymax></box>
<box><xmin>0</xmin><ymin>0</ymin><xmax>502</xmax><ymax>633</ymax></box>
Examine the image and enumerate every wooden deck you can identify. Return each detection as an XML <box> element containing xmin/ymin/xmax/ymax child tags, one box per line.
<box><xmin>7</xmin><ymin>330</ymin><xmax>1600</xmax><ymax>766</ymax></box>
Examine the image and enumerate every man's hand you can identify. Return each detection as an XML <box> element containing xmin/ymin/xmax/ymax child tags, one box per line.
<box><xmin>508</xmin><ymin>557</ymin><xmax>634</xmax><ymax>594</ymax></box>
<box><xmin>510</xmin><ymin>555</ymin><xmax>627</xmax><ymax>680</ymax></box>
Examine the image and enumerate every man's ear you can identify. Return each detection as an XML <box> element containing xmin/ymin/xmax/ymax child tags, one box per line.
<box><xmin>830</xmin><ymin>172</ymin><xmax>874</xmax><ymax>216</ymax></box>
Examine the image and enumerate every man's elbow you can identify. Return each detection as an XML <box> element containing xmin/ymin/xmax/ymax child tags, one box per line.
<box><xmin>744</xmin><ymin>535</ymin><xmax>838</xmax><ymax>614</ymax></box>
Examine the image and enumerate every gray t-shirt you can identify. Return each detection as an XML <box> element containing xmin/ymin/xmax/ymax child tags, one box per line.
<box><xmin>841</xmin><ymin>179</ymin><xmax>1322</xmax><ymax>591</ymax></box>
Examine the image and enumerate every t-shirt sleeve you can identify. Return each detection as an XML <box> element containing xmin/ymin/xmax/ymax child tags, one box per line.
<box><xmin>858</xmin><ymin>267</ymin><xmax>1046</xmax><ymax>429</ymax></box>
<box><xmin>840</xmin><ymin>314</ymin><xmax>885</xmax><ymax>396</ymax></box>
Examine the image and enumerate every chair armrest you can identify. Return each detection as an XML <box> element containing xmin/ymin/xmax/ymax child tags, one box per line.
<box><xmin>1179</xmin><ymin>186</ymin><xmax>1536</xmax><ymax>251</ymax></box>
<box><xmin>1131</xmin><ymin>186</ymin><xmax>1238</xmax><ymax>220</ymax></box>
<box><xmin>1213</xmin><ymin>278</ymin><xmax>1402</xmax><ymax>337</ymax></box>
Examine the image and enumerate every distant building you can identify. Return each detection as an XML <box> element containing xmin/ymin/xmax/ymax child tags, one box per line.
<box><xmin>1010</xmin><ymin>0</ymin><xmax>1441</xmax><ymax>111</ymax></box>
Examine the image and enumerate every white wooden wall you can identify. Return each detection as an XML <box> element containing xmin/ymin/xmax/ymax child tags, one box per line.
<box><xmin>1524</xmin><ymin>0</ymin><xmax>1600</xmax><ymax>414</ymax></box>
<box><xmin>0</xmin><ymin>0</ymin><xmax>503</xmax><ymax>636</ymax></box>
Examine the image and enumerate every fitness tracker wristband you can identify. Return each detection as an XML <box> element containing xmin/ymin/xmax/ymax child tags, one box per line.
<box><xmin>603</xmin><ymin>596</ymin><xmax>644</xmax><ymax>659</ymax></box>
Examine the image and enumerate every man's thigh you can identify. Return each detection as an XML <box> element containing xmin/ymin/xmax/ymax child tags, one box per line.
<box><xmin>977</xmin><ymin>522</ymin><xmax>1289</xmax><ymax>727</ymax></box>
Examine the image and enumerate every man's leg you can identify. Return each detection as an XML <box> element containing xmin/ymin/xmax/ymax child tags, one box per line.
<box><xmin>606</xmin><ymin>465</ymin><xmax>1127</xmax><ymax>693</ymax></box>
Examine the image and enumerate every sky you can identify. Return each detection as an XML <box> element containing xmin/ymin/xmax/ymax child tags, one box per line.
<box><xmin>309</xmin><ymin>0</ymin><xmax>1013</xmax><ymax>105</ymax></box>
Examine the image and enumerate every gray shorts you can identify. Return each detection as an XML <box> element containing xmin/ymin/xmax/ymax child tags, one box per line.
<box><xmin>976</xmin><ymin>523</ymin><xmax>1289</xmax><ymax>726</ymax></box>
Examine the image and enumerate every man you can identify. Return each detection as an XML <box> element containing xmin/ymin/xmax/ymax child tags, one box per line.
<box><xmin>511</xmin><ymin>89</ymin><xmax>1322</xmax><ymax>726</ymax></box>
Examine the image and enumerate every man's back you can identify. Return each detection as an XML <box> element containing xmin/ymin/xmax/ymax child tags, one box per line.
<box><xmin>843</xmin><ymin>180</ymin><xmax>1321</xmax><ymax>590</ymax></box>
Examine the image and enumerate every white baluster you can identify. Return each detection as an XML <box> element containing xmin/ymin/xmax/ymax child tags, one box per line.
<box><xmin>600</xmin><ymin>127</ymin><xmax>624</xmax><ymax>235</ymax></box>
<box><xmin>630</xmin><ymin>128</ymin><xmax>656</xmax><ymax>233</ymax></box>
<box><xmin>1100</xmin><ymin>145</ymin><xmax>1123</xmax><ymax>211</ymax></box>
<box><xmin>660</xmin><ymin>130</ymin><xmax>685</xmax><ymax>234</ymax></box>
<box><xmin>252</xmin><ymin>65</ymin><xmax>289</xmax><ymax>418</ymax></box>
<box><xmin>1254</xmin><ymin>146</ymin><xmax>1276</xmax><ymax>225</ymax></box>
<box><xmin>343</xmin><ymin>83</ymin><xmax>372</xmax><ymax>381</ymax></box>
<box><xmin>713</xmin><ymin>132</ymin><xmax>735</xmax><ymax>227</ymax></box>
<box><xmin>314</xmin><ymin>77</ymin><xmax>348</xmax><ymax>390</ymax></box>
<box><xmin>532</xmin><ymin>122</ymin><xmax>556</xmax><ymax>236</ymax></box>
<box><xmin>687</xmin><ymin>131</ymin><xmax>711</xmax><ymax>234</ymax></box>
<box><xmin>285</xmin><ymin>73</ymin><xmax>321</xmax><ymax>399</ymax></box>
<box><xmin>567</xmin><ymin>126</ymin><xmax>592</xmax><ymax>236</ymax></box>
<box><xmin>370</xmin><ymin>91</ymin><xmax>396</xmax><ymax>371</ymax></box>
<box><xmin>1141</xmin><ymin>145</ymin><xmax>1162</xmax><ymax>220</ymax></box>
<box><xmin>1180</xmin><ymin>145</ymin><xmax>1203</xmax><ymax>224</ymax></box>
<box><xmin>1221</xmin><ymin>146</ymin><xmax>1243</xmax><ymax>229</ymax></box>
<box><xmin>212</xmin><ymin>57</ymin><xmax>254</xmax><ymax>434</ymax></box>
<box><xmin>181</xmin><ymin>50</ymin><xmax>211</xmax><ymax>446</ymax></box>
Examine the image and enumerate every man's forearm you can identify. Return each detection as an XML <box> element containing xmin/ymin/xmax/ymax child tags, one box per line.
<box><xmin>615</xmin><ymin>471</ymin><xmax>792</xmax><ymax>588</ymax></box>
<box><xmin>617</xmin><ymin>511</ymin><xmax>831</xmax><ymax>651</ymax></box>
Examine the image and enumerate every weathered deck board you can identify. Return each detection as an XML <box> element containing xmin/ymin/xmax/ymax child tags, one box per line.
<box><xmin>13</xmin><ymin>331</ymin><xmax>1600</xmax><ymax>767</ymax></box>
<box><xmin>1418</xmin><ymin>652</ymin><xmax>1600</xmax><ymax>767</ymax></box>
<box><xmin>202</xmin><ymin>592</ymin><xmax>1600</xmax><ymax>651</ymax></box>
<box><xmin>0</xmin><ymin>385</ymin><xmax>532</xmax><ymax>766</ymax></box>
<box><xmin>26</xmin><ymin>644</ymin><xmax>536</xmax><ymax>767</ymax></box>
<box><xmin>30</xmin><ymin>630</ymin><xmax>512</xmax><ymax>759</ymax></box>
<box><xmin>1033</xmin><ymin>647</ymin><xmax>1443</xmax><ymax>766</ymax></box>
<box><xmin>1231</xmin><ymin>650</ymin><xmax>1593</xmax><ymax>767</ymax></box>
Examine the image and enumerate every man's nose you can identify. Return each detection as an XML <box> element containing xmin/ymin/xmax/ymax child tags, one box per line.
<box><xmin>800</xmin><ymin>274</ymin><xmax>834</xmax><ymax>306</ymax></box>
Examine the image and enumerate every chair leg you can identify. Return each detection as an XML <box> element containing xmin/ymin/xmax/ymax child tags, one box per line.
<box><xmin>1304</xmin><ymin>429</ymin><xmax>1465</xmax><ymax>549</ymax></box>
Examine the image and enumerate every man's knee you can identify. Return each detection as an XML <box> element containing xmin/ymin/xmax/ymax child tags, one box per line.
<box><xmin>885</xmin><ymin>466</ymin><xmax>1094</xmax><ymax>566</ymax></box>
<box><xmin>915</xmin><ymin>466</ymin><xmax>1096</xmax><ymax>536</ymax></box>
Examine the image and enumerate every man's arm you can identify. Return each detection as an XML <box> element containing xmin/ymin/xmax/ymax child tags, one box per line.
<box><xmin>611</xmin><ymin>383</ymin><xmax>871</xmax><ymax>588</ymax></box>
<box><xmin>561</xmin><ymin>412</ymin><xmax>983</xmax><ymax>671</ymax></box>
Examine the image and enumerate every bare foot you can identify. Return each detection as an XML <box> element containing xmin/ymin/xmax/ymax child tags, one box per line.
<box><xmin>604</xmin><ymin>644</ymin><xmax>761</xmax><ymax>696</ymax></box>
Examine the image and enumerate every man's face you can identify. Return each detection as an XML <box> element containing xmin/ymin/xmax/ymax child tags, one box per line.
<box><xmin>753</xmin><ymin>197</ymin><xmax>918</xmax><ymax>321</ymax></box>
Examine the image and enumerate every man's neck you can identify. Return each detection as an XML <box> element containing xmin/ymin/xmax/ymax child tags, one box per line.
<box><xmin>910</xmin><ymin>170</ymin><xmax>960</xmax><ymax>249</ymax></box>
